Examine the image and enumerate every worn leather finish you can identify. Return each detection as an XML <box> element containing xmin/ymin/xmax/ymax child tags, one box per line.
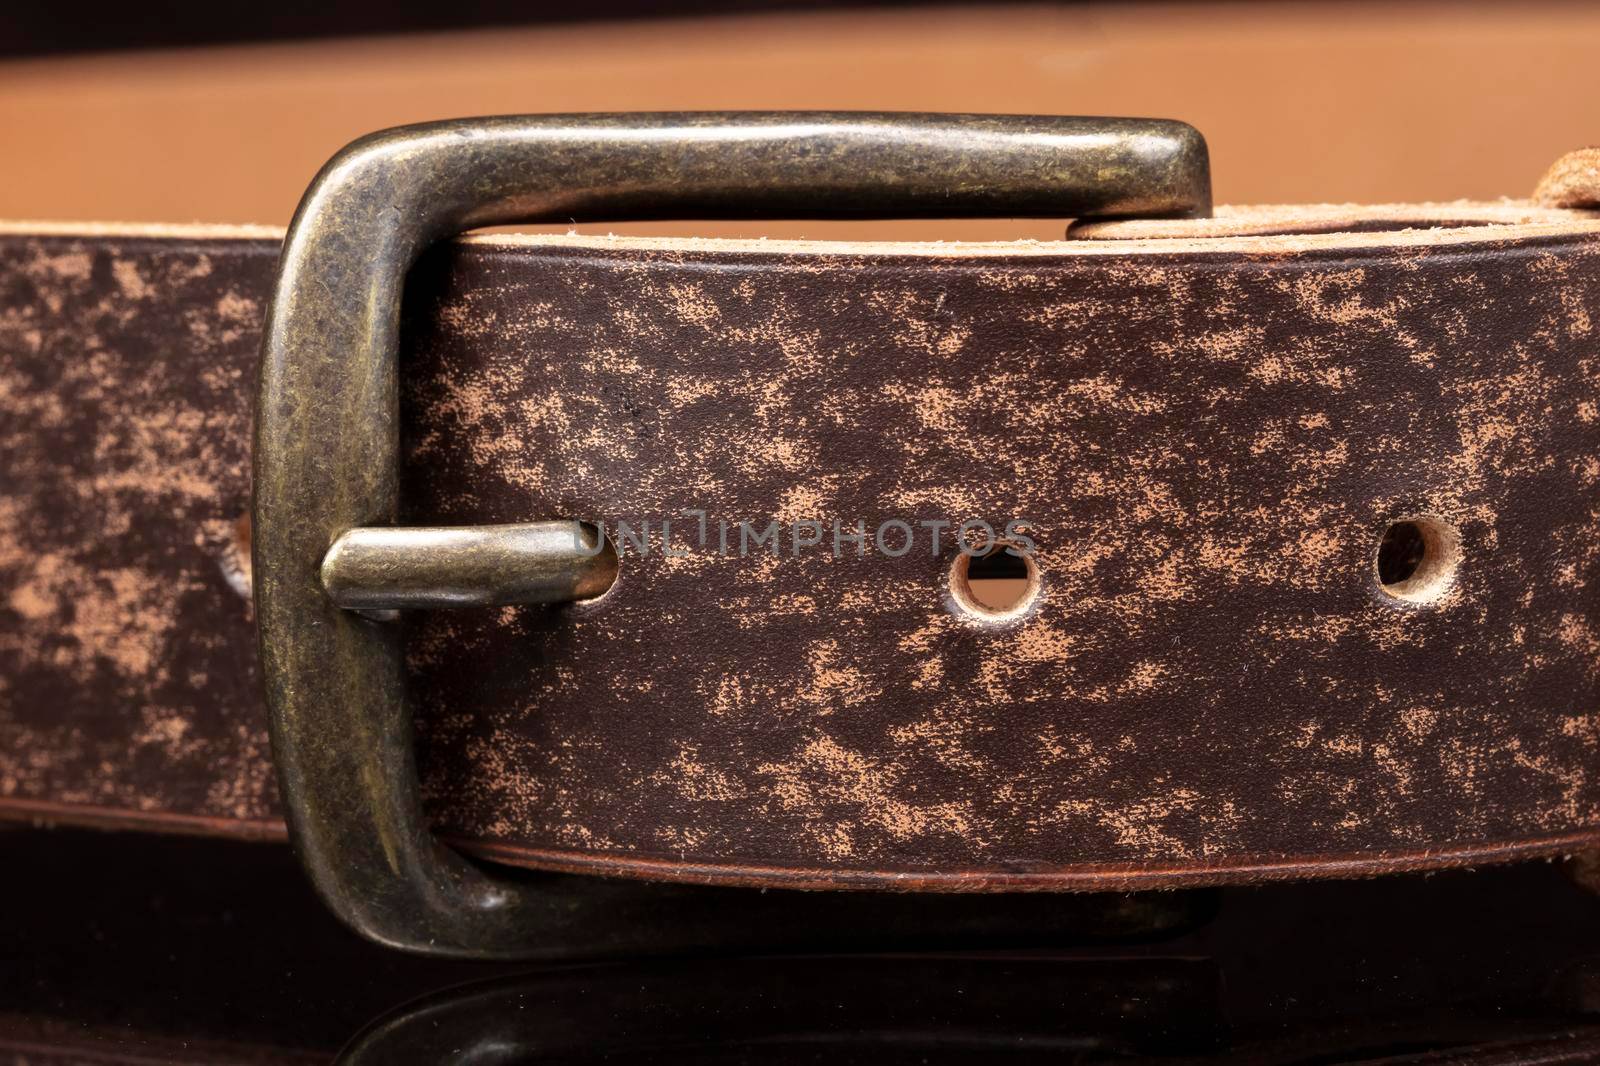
<box><xmin>5</xmin><ymin>216</ymin><xmax>1600</xmax><ymax>889</ymax></box>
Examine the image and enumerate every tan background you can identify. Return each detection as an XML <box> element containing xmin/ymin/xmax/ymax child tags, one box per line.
<box><xmin>0</xmin><ymin>0</ymin><xmax>1596</xmax><ymax>238</ymax></box>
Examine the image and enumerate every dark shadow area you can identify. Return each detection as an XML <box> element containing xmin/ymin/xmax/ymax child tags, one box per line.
<box><xmin>0</xmin><ymin>1</ymin><xmax>933</xmax><ymax>59</ymax></box>
<box><xmin>4</xmin><ymin>827</ymin><xmax>1600</xmax><ymax>1061</ymax></box>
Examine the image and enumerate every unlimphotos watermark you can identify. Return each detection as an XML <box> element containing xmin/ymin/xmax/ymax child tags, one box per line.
<box><xmin>570</xmin><ymin>511</ymin><xmax>1038</xmax><ymax>559</ymax></box>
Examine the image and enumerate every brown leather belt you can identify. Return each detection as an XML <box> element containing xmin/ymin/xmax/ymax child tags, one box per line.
<box><xmin>4</xmin><ymin>114</ymin><xmax>1600</xmax><ymax>955</ymax></box>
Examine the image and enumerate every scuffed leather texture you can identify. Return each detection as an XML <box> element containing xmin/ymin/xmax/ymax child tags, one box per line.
<box><xmin>4</xmin><ymin>220</ymin><xmax>1600</xmax><ymax>889</ymax></box>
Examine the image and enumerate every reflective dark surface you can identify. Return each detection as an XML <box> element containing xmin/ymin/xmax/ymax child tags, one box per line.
<box><xmin>4</xmin><ymin>828</ymin><xmax>1600</xmax><ymax>1062</ymax></box>
<box><xmin>339</xmin><ymin>955</ymin><xmax>1224</xmax><ymax>1063</ymax></box>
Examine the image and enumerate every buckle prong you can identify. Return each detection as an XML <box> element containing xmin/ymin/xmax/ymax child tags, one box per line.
<box><xmin>321</xmin><ymin>521</ymin><xmax>616</xmax><ymax>611</ymax></box>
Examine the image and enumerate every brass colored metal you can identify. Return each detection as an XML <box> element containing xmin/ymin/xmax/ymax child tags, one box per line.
<box><xmin>253</xmin><ymin>112</ymin><xmax>1212</xmax><ymax>958</ymax></box>
<box><xmin>321</xmin><ymin>522</ymin><xmax>616</xmax><ymax>610</ymax></box>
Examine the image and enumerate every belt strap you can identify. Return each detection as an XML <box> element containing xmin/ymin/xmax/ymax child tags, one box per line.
<box><xmin>5</xmin><ymin>210</ymin><xmax>1600</xmax><ymax>890</ymax></box>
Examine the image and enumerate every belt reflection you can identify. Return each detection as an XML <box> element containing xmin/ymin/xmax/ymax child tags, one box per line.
<box><xmin>337</xmin><ymin>953</ymin><xmax>1221</xmax><ymax>1063</ymax></box>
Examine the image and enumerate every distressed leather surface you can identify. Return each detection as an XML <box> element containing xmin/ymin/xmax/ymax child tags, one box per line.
<box><xmin>5</xmin><ymin>219</ymin><xmax>1600</xmax><ymax>889</ymax></box>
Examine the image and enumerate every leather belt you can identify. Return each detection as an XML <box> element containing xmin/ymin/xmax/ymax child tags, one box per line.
<box><xmin>4</xmin><ymin>114</ymin><xmax>1600</xmax><ymax>956</ymax></box>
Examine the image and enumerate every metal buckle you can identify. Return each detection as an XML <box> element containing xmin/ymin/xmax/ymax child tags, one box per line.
<box><xmin>253</xmin><ymin>112</ymin><xmax>1212</xmax><ymax>957</ymax></box>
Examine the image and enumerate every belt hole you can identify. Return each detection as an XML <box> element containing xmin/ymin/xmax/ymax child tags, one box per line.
<box><xmin>1375</xmin><ymin>517</ymin><xmax>1459</xmax><ymax>603</ymax></box>
<box><xmin>950</xmin><ymin>542</ymin><xmax>1040</xmax><ymax>620</ymax></box>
